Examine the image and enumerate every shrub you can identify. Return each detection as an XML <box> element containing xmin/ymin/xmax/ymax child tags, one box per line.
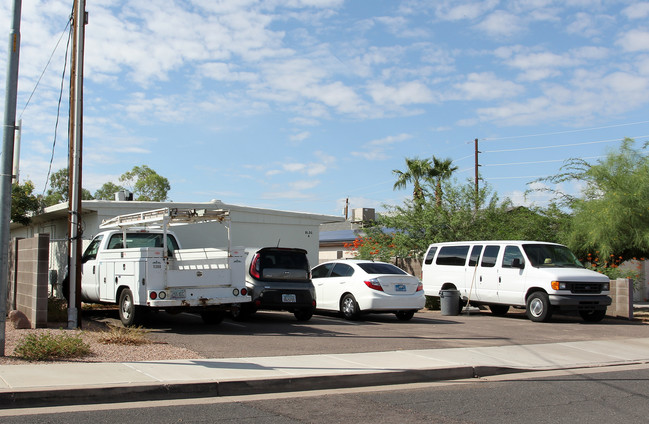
<box><xmin>14</xmin><ymin>332</ymin><xmax>91</xmax><ymax>361</ymax></box>
<box><xmin>97</xmin><ymin>325</ymin><xmax>150</xmax><ymax>345</ymax></box>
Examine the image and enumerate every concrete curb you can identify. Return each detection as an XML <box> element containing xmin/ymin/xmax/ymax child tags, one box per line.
<box><xmin>0</xmin><ymin>365</ymin><xmax>498</xmax><ymax>409</ymax></box>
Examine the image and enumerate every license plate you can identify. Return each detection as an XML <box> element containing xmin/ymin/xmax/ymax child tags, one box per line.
<box><xmin>395</xmin><ymin>284</ymin><xmax>407</xmax><ymax>292</ymax></box>
<box><xmin>282</xmin><ymin>294</ymin><xmax>297</xmax><ymax>303</ymax></box>
<box><xmin>170</xmin><ymin>289</ymin><xmax>186</xmax><ymax>299</ymax></box>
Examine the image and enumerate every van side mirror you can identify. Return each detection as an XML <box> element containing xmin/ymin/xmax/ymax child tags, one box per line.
<box><xmin>512</xmin><ymin>258</ymin><xmax>525</xmax><ymax>269</ymax></box>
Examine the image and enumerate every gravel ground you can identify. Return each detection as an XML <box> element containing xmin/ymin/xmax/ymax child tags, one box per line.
<box><xmin>0</xmin><ymin>319</ymin><xmax>203</xmax><ymax>366</ymax></box>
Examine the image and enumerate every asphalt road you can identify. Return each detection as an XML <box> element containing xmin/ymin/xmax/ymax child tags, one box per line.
<box><xmin>85</xmin><ymin>307</ymin><xmax>649</xmax><ymax>359</ymax></box>
<box><xmin>3</xmin><ymin>364</ymin><xmax>648</xmax><ymax>423</ymax></box>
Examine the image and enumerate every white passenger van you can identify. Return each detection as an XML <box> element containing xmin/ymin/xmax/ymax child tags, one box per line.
<box><xmin>421</xmin><ymin>241</ymin><xmax>612</xmax><ymax>322</ymax></box>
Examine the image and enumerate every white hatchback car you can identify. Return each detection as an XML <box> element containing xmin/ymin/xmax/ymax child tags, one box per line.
<box><xmin>311</xmin><ymin>260</ymin><xmax>425</xmax><ymax>321</ymax></box>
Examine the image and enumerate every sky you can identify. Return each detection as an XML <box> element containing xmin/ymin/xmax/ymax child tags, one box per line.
<box><xmin>2</xmin><ymin>0</ymin><xmax>649</xmax><ymax>218</ymax></box>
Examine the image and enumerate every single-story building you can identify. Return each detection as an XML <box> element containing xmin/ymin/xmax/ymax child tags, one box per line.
<box><xmin>10</xmin><ymin>198</ymin><xmax>344</xmax><ymax>293</ymax></box>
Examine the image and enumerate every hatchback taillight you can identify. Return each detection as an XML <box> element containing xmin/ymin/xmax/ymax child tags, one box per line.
<box><xmin>364</xmin><ymin>279</ymin><xmax>383</xmax><ymax>291</ymax></box>
<box><xmin>250</xmin><ymin>253</ymin><xmax>261</xmax><ymax>279</ymax></box>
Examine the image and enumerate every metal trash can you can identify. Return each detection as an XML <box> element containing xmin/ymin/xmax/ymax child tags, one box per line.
<box><xmin>439</xmin><ymin>289</ymin><xmax>460</xmax><ymax>316</ymax></box>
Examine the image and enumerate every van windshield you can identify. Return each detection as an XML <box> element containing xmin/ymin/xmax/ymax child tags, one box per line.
<box><xmin>522</xmin><ymin>244</ymin><xmax>583</xmax><ymax>268</ymax></box>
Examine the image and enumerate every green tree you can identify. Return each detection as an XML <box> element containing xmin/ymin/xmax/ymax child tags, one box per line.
<box><xmin>94</xmin><ymin>182</ymin><xmax>126</xmax><ymax>200</ymax></box>
<box><xmin>429</xmin><ymin>156</ymin><xmax>458</xmax><ymax>207</ymax></box>
<box><xmin>392</xmin><ymin>157</ymin><xmax>432</xmax><ymax>205</ymax></box>
<box><xmin>372</xmin><ymin>179</ymin><xmax>569</xmax><ymax>258</ymax></box>
<box><xmin>11</xmin><ymin>181</ymin><xmax>41</xmax><ymax>225</ymax></box>
<box><xmin>119</xmin><ymin>165</ymin><xmax>170</xmax><ymax>201</ymax></box>
<box><xmin>42</xmin><ymin>168</ymin><xmax>94</xmax><ymax>206</ymax></box>
<box><xmin>535</xmin><ymin>138</ymin><xmax>649</xmax><ymax>264</ymax></box>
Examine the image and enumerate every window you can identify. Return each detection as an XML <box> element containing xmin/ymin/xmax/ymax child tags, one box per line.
<box><xmin>357</xmin><ymin>262</ymin><xmax>406</xmax><ymax>275</ymax></box>
<box><xmin>312</xmin><ymin>263</ymin><xmax>335</xmax><ymax>278</ymax></box>
<box><xmin>82</xmin><ymin>235</ymin><xmax>103</xmax><ymax>262</ymax></box>
<box><xmin>502</xmin><ymin>246</ymin><xmax>525</xmax><ymax>268</ymax></box>
<box><xmin>480</xmin><ymin>245</ymin><xmax>500</xmax><ymax>268</ymax></box>
<box><xmin>107</xmin><ymin>233</ymin><xmax>180</xmax><ymax>254</ymax></box>
<box><xmin>331</xmin><ymin>263</ymin><xmax>354</xmax><ymax>277</ymax></box>
<box><xmin>424</xmin><ymin>246</ymin><xmax>438</xmax><ymax>265</ymax></box>
<box><xmin>436</xmin><ymin>245</ymin><xmax>470</xmax><ymax>266</ymax></box>
<box><xmin>468</xmin><ymin>245</ymin><xmax>483</xmax><ymax>267</ymax></box>
<box><xmin>522</xmin><ymin>244</ymin><xmax>583</xmax><ymax>268</ymax></box>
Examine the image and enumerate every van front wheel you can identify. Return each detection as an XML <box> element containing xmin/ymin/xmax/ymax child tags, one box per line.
<box><xmin>526</xmin><ymin>292</ymin><xmax>552</xmax><ymax>322</ymax></box>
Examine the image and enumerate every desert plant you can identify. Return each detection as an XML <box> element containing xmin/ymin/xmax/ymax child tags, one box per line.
<box><xmin>97</xmin><ymin>325</ymin><xmax>151</xmax><ymax>345</ymax></box>
<box><xmin>14</xmin><ymin>332</ymin><xmax>91</xmax><ymax>361</ymax></box>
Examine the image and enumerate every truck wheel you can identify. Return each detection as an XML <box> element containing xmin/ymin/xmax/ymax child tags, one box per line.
<box><xmin>201</xmin><ymin>310</ymin><xmax>225</xmax><ymax>325</ymax></box>
<box><xmin>340</xmin><ymin>294</ymin><xmax>361</xmax><ymax>321</ymax></box>
<box><xmin>395</xmin><ymin>310</ymin><xmax>415</xmax><ymax>321</ymax></box>
<box><xmin>489</xmin><ymin>305</ymin><xmax>509</xmax><ymax>316</ymax></box>
<box><xmin>119</xmin><ymin>289</ymin><xmax>140</xmax><ymax>327</ymax></box>
<box><xmin>579</xmin><ymin>309</ymin><xmax>606</xmax><ymax>323</ymax></box>
<box><xmin>294</xmin><ymin>308</ymin><xmax>314</xmax><ymax>321</ymax></box>
<box><xmin>526</xmin><ymin>292</ymin><xmax>552</xmax><ymax>322</ymax></box>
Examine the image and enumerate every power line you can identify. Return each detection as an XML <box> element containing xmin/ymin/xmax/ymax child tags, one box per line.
<box><xmin>41</xmin><ymin>19</ymin><xmax>73</xmax><ymax>199</ymax></box>
<box><xmin>484</xmin><ymin>155</ymin><xmax>604</xmax><ymax>167</ymax></box>
<box><xmin>482</xmin><ymin>135</ymin><xmax>649</xmax><ymax>154</ymax></box>
<box><xmin>19</xmin><ymin>17</ymin><xmax>72</xmax><ymax>119</ymax></box>
<box><xmin>481</xmin><ymin>120</ymin><xmax>649</xmax><ymax>142</ymax></box>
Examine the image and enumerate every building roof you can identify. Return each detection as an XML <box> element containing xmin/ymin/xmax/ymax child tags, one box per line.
<box><xmin>11</xmin><ymin>199</ymin><xmax>344</xmax><ymax>230</ymax></box>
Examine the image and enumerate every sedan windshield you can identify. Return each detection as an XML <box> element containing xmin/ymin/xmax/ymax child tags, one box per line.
<box><xmin>357</xmin><ymin>262</ymin><xmax>407</xmax><ymax>275</ymax></box>
<box><xmin>522</xmin><ymin>244</ymin><xmax>583</xmax><ymax>268</ymax></box>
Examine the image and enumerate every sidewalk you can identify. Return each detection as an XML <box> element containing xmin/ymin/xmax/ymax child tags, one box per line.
<box><xmin>2</xmin><ymin>337</ymin><xmax>649</xmax><ymax>409</ymax></box>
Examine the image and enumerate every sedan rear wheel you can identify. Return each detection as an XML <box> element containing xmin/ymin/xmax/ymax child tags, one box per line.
<box><xmin>340</xmin><ymin>294</ymin><xmax>361</xmax><ymax>321</ymax></box>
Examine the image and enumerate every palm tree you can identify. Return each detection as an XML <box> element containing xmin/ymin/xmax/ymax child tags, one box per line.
<box><xmin>429</xmin><ymin>156</ymin><xmax>458</xmax><ymax>207</ymax></box>
<box><xmin>392</xmin><ymin>157</ymin><xmax>432</xmax><ymax>204</ymax></box>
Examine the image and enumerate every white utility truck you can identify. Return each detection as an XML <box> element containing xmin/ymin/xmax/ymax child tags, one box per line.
<box><xmin>77</xmin><ymin>208</ymin><xmax>250</xmax><ymax>326</ymax></box>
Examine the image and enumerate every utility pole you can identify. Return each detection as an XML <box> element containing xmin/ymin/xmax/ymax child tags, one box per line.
<box><xmin>0</xmin><ymin>0</ymin><xmax>22</xmax><ymax>356</ymax></box>
<box><xmin>68</xmin><ymin>0</ymin><xmax>86</xmax><ymax>329</ymax></box>
<box><xmin>474</xmin><ymin>138</ymin><xmax>480</xmax><ymax>209</ymax></box>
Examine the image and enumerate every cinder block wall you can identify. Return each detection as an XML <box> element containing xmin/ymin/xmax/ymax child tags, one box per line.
<box><xmin>12</xmin><ymin>234</ymin><xmax>50</xmax><ymax>328</ymax></box>
<box><xmin>608</xmin><ymin>278</ymin><xmax>633</xmax><ymax>320</ymax></box>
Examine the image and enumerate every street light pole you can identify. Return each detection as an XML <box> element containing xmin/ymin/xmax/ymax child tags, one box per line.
<box><xmin>0</xmin><ymin>0</ymin><xmax>22</xmax><ymax>355</ymax></box>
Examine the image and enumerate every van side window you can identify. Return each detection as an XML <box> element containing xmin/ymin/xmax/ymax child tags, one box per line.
<box><xmin>424</xmin><ymin>247</ymin><xmax>438</xmax><ymax>265</ymax></box>
<box><xmin>436</xmin><ymin>245</ymin><xmax>470</xmax><ymax>266</ymax></box>
<box><xmin>502</xmin><ymin>246</ymin><xmax>525</xmax><ymax>268</ymax></box>
<box><xmin>480</xmin><ymin>245</ymin><xmax>500</xmax><ymax>268</ymax></box>
<box><xmin>468</xmin><ymin>245</ymin><xmax>483</xmax><ymax>266</ymax></box>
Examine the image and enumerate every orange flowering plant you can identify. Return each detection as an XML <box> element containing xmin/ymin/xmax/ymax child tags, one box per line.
<box><xmin>343</xmin><ymin>233</ymin><xmax>397</xmax><ymax>262</ymax></box>
<box><xmin>581</xmin><ymin>252</ymin><xmax>643</xmax><ymax>283</ymax></box>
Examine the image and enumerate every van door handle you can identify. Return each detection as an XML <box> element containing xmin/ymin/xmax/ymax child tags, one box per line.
<box><xmin>499</xmin><ymin>277</ymin><xmax>501</xmax><ymax>283</ymax></box>
<box><xmin>479</xmin><ymin>276</ymin><xmax>482</xmax><ymax>282</ymax></box>
<box><xmin>93</xmin><ymin>266</ymin><xmax>96</xmax><ymax>274</ymax></box>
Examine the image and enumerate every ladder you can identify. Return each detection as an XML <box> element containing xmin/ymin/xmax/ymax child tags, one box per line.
<box><xmin>100</xmin><ymin>207</ymin><xmax>230</xmax><ymax>229</ymax></box>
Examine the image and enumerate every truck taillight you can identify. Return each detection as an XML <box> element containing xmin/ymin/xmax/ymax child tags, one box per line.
<box><xmin>241</xmin><ymin>288</ymin><xmax>248</xmax><ymax>296</ymax></box>
<box><xmin>150</xmin><ymin>291</ymin><xmax>157</xmax><ymax>300</ymax></box>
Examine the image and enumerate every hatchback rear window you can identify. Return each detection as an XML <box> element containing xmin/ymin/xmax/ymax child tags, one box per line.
<box><xmin>357</xmin><ymin>263</ymin><xmax>407</xmax><ymax>275</ymax></box>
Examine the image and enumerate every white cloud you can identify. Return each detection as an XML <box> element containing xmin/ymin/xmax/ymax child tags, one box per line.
<box><xmin>450</xmin><ymin>72</ymin><xmax>524</xmax><ymax>100</ymax></box>
<box><xmin>616</xmin><ymin>29</ymin><xmax>649</xmax><ymax>52</ymax></box>
<box><xmin>475</xmin><ymin>10</ymin><xmax>524</xmax><ymax>38</ymax></box>
<box><xmin>434</xmin><ymin>0</ymin><xmax>499</xmax><ymax>21</ymax></box>
<box><xmin>367</xmin><ymin>81</ymin><xmax>434</xmax><ymax>106</ymax></box>
<box><xmin>622</xmin><ymin>2</ymin><xmax>649</xmax><ymax>20</ymax></box>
